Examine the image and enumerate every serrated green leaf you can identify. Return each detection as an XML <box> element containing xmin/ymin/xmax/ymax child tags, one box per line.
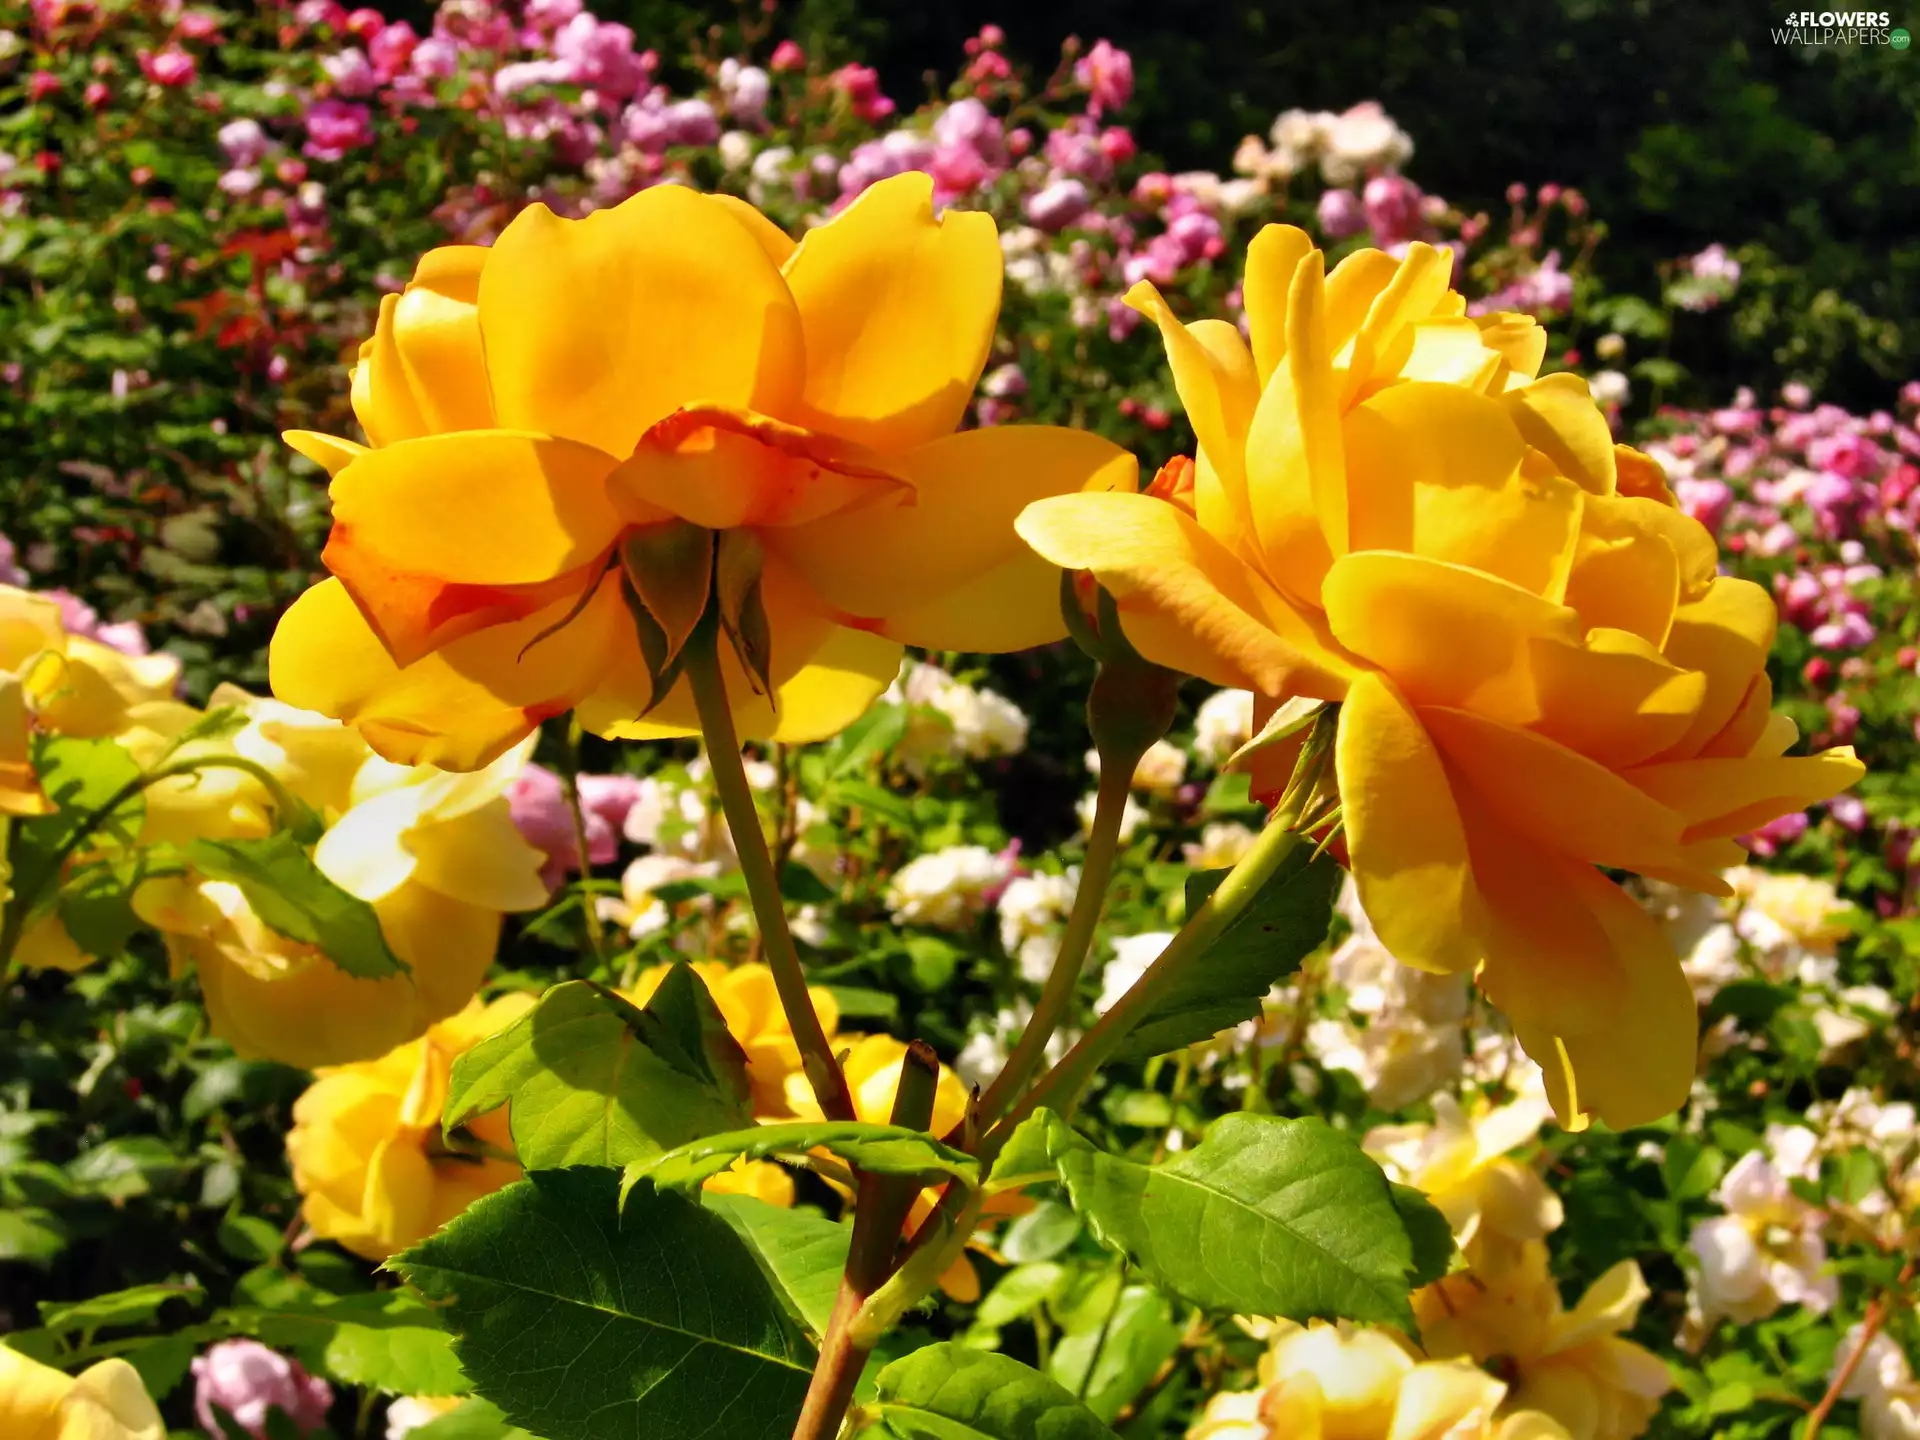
<box><xmin>626</xmin><ymin>1121</ymin><xmax>979</xmax><ymax>1201</ymax></box>
<box><xmin>874</xmin><ymin>1344</ymin><xmax>1120</xmax><ymax>1439</ymax></box>
<box><xmin>187</xmin><ymin>832</ymin><xmax>405</xmax><ymax>979</ymax></box>
<box><xmin>703</xmin><ymin>1194</ymin><xmax>851</xmax><ymax>1340</ymax></box>
<box><xmin>1115</xmin><ymin>849</ymin><xmax>1339</xmax><ymax>1059</ymax></box>
<box><xmin>443</xmin><ymin>976</ymin><xmax>751</xmax><ymax>1171</ymax></box>
<box><xmin>1043</xmin><ymin>1110</ymin><xmax>1424</xmax><ymax>1329</ymax></box>
<box><xmin>393</xmin><ymin>1169</ymin><xmax>814</xmax><ymax>1440</ymax></box>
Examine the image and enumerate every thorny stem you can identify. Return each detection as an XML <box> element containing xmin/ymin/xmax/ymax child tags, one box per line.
<box><xmin>793</xmin><ymin>1040</ymin><xmax>941</xmax><ymax>1440</ymax></box>
<box><xmin>1802</xmin><ymin>1255</ymin><xmax>1917</xmax><ymax>1440</ymax></box>
<box><xmin>683</xmin><ymin>619</ymin><xmax>857</xmax><ymax>1125</ymax></box>
<box><xmin>977</xmin><ymin>759</ymin><xmax>1135</xmax><ymax>1125</ymax></box>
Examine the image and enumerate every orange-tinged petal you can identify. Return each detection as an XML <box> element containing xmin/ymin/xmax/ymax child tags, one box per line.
<box><xmin>327</xmin><ymin>431</ymin><xmax>626</xmax><ymax>586</ymax></box>
<box><xmin>1018</xmin><ymin>491</ymin><xmax>1355</xmax><ymax>696</ymax></box>
<box><xmin>1698</xmin><ymin>672</ymin><xmax>1775</xmax><ymax>759</ymax></box>
<box><xmin>1420</xmin><ymin>706</ymin><xmax>1695</xmax><ymax>877</ymax></box>
<box><xmin>770</xmin><ymin>424</ymin><xmax>1135</xmax><ymax>637</ymax></box>
<box><xmin>1512</xmin><ymin>863</ymin><xmax>1698</xmax><ymax>1130</ymax></box>
<box><xmin>1322</xmin><ymin>552</ymin><xmax>1580</xmax><ymax>725</ymax></box>
<box><xmin>1457</xmin><ymin>796</ymin><xmax>1625</xmax><ymax>1041</ymax></box>
<box><xmin>270</xmin><ymin>575</ymin><xmax>624</xmax><ymax>770</ymax></box>
<box><xmin>1242</xmin><ymin>222</ymin><xmax>1314</xmax><ymax>385</ymax></box>
<box><xmin>0</xmin><ymin>672</ymin><xmax>51</xmax><ymax>816</ymax></box>
<box><xmin>782</xmin><ymin>171</ymin><xmax>1000</xmax><ymax>453</ymax></box>
<box><xmin>1338</xmin><ymin>673</ymin><xmax>1484</xmax><ymax>975</ymax></box>
<box><xmin>480</xmin><ymin>187</ymin><xmax>804</xmax><ymax>459</ymax></box>
<box><xmin>1652</xmin><ymin>578</ymin><xmax>1778</xmax><ymax>761</ymax></box>
<box><xmin>1614</xmin><ymin>444</ymin><xmax>1678</xmax><ymax>506</ymax></box>
<box><xmin>353</xmin><ymin>292</ymin><xmax>428</xmax><ymax>447</ymax></box>
<box><xmin>1243</xmin><ymin>247</ymin><xmax>1343</xmax><ymax>602</ymax></box>
<box><xmin>285</xmin><ymin>429</ymin><xmax>367</xmax><ymax>477</ymax></box>
<box><xmin>1528</xmin><ymin>628</ymin><xmax>1708</xmax><ymax>770</ymax></box>
<box><xmin>1500</xmin><ymin>373</ymin><xmax>1617</xmax><ymax>495</ymax></box>
<box><xmin>1344</xmin><ymin>383</ymin><xmax>1580</xmax><ymax>600</ymax></box>
<box><xmin>612</xmin><ymin>404</ymin><xmax>906</xmax><ymax>530</ymax></box>
<box><xmin>322</xmin><ymin>530</ymin><xmax>590</xmax><ymax>670</ymax></box>
<box><xmin>391</xmin><ymin>245</ymin><xmax>493</xmax><ymax>435</ymax></box>
<box><xmin>1625</xmin><ymin>747</ymin><xmax>1865</xmax><ymax>841</ymax></box>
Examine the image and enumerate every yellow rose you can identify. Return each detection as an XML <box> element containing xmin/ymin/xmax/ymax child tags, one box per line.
<box><xmin>0</xmin><ymin>1348</ymin><xmax>164</xmax><ymax>1440</ymax></box>
<box><xmin>1018</xmin><ymin>231</ymin><xmax>1863</xmax><ymax>1128</ymax></box>
<box><xmin>625</xmin><ymin>960</ymin><xmax>840</xmax><ymax>1118</ymax></box>
<box><xmin>0</xmin><ymin>585</ymin><xmax>181</xmax><ymax>815</ymax></box>
<box><xmin>268</xmin><ymin>172</ymin><xmax>1137</xmax><ymax>772</ymax></box>
<box><xmin>286</xmin><ymin>993</ymin><xmax>533</xmax><ymax>1259</ymax></box>
<box><xmin>134</xmin><ymin>713</ymin><xmax>546</xmax><ymax>1067</ymax></box>
<box><xmin>1417</xmin><ymin>1242</ymin><xmax>1672</xmax><ymax>1440</ymax></box>
<box><xmin>1191</xmin><ymin>1319</ymin><xmax>1508</xmax><ymax>1439</ymax></box>
<box><xmin>701</xmin><ymin>1157</ymin><xmax>798</xmax><ymax>1208</ymax></box>
<box><xmin>1364</xmin><ymin>1089</ymin><xmax>1563</xmax><ymax>1275</ymax></box>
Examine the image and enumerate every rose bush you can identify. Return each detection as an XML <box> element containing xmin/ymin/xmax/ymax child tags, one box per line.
<box><xmin>0</xmin><ymin>5</ymin><xmax>1915</xmax><ymax>1440</ymax></box>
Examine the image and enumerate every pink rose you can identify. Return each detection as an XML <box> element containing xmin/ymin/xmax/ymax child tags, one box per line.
<box><xmin>302</xmin><ymin>99</ymin><xmax>373</xmax><ymax>160</ymax></box>
<box><xmin>1074</xmin><ymin>38</ymin><xmax>1133</xmax><ymax>115</ymax></box>
<box><xmin>1316</xmin><ymin>187</ymin><xmax>1367</xmax><ymax>239</ymax></box>
<box><xmin>191</xmin><ymin>1341</ymin><xmax>332</xmax><ymax>1439</ymax></box>
<box><xmin>139</xmin><ymin>46</ymin><xmax>198</xmax><ymax>87</ymax></box>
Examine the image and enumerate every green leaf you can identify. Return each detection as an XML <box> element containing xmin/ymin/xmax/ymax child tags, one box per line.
<box><xmin>229</xmin><ymin>1276</ymin><xmax>467</xmax><ymax>1396</ymax></box>
<box><xmin>39</xmin><ymin>1282</ymin><xmax>205</xmax><ymax>1338</ymax></box>
<box><xmin>393</xmin><ymin>1169</ymin><xmax>814</xmax><ymax>1440</ymax></box>
<box><xmin>825</xmin><ymin>701</ymin><xmax>908</xmax><ymax>779</ymax></box>
<box><xmin>830</xmin><ymin>779</ymin><xmax>914</xmax><ymax>828</ymax></box>
<box><xmin>703</xmin><ymin>1194</ymin><xmax>851</xmax><ymax>1340</ymax></box>
<box><xmin>626</xmin><ymin>1121</ymin><xmax>978</xmax><ymax>1201</ymax></box>
<box><xmin>1043</xmin><ymin>1110</ymin><xmax>1424</xmax><ymax>1330</ymax></box>
<box><xmin>11</xmin><ymin>735</ymin><xmax>145</xmax><ymax>902</ymax></box>
<box><xmin>67</xmin><ymin>1136</ymin><xmax>188</xmax><ymax>1199</ymax></box>
<box><xmin>1389</xmin><ymin>1185</ymin><xmax>1455</xmax><ymax>1287</ymax></box>
<box><xmin>186</xmin><ymin>832</ymin><xmax>405</xmax><ymax>979</ymax></box>
<box><xmin>1114</xmin><ymin>849</ymin><xmax>1340</xmax><ymax>1059</ymax></box>
<box><xmin>779</xmin><ymin>861</ymin><xmax>836</xmax><ymax>904</ymax></box>
<box><xmin>1000</xmin><ymin>1201</ymin><xmax>1080</xmax><ymax>1264</ymax></box>
<box><xmin>445</xmin><ymin>977</ymin><xmax>752</xmax><ymax>1171</ymax></box>
<box><xmin>0</xmin><ymin>1208</ymin><xmax>68</xmax><ymax>1265</ymax></box>
<box><xmin>874</xmin><ymin>1344</ymin><xmax>1120</xmax><ymax>1439</ymax></box>
<box><xmin>1047</xmin><ymin>1285</ymin><xmax>1183</xmax><ymax>1425</ymax></box>
<box><xmin>218</xmin><ymin>1212</ymin><xmax>285</xmax><ymax>1265</ymax></box>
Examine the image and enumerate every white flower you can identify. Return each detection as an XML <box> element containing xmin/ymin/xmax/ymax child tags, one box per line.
<box><xmin>1085</xmin><ymin>738</ymin><xmax>1187</xmax><ymax>797</ymax></box>
<box><xmin>1589</xmin><ymin>369</ymin><xmax>1631</xmax><ymax>406</ymax></box>
<box><xmin>596</xmin><ymin>854</ymin><xmax>719</xmax><ymax>938</ymax></box>
<box><xmin>386</xmin><ymin>1398</ymin><xmax>460</xmax><ymax>1440</ymax></box>
<box><xmin>996</xmin><ymin>870</ymin><xmax>1078</xmax><ymax>984</ymax></box>
<box><xmin>717</xmin><ymin>129</ymin><xmax>755</xmax><ymax>170</ymax></box>
<box><xmin>1183</xmin><ymin>821</ymin><xmax>1256</xmax><ymax>870</ymax></box>
<box><xmin>622</xmin><ymin>775</ymin><xmax>725</xmax><ymax>861</ymax></box>
<box><xmin>1318</xmin><ymin>101</ymin><xmax>1413</xmax><ymax>187</ymax></box>
<box><xmin>1097</xmin><ymin>932</ymin><xmax>1174</xmax><ymax>1015</ymax></box>
<box><xmin>1076</xmin><ymin>789</ymin><xmax>1147</xmax><ymax>842</ymax></box>
<box><xmin>893</xmin><ymin>661</ymin><xmax>1028</xmax><ymax>767</ymax></box>
<box><xmin>885</xmin><ymin>845</ymin><xmax>1013</xmax><ymax>930</ymax></box>
<box><xmin>1192</xmin><ymin>688</ymin><xmax>1255</xmax><ymax>768</ymax></box>
<box><xmin>1684</xmin><ymin>1150</ymin><xmax>1836</xmax><ymax>1334</ymax></box>
<box><xmin>1763</xmin><ymin>1124</ymin><xmax>1821</xmax><ymax>1183</ymax></box>
<box><xmin>1307</xmin><ymin>1012</ymin><xmax>1463</xmax><ymax>1110</ymax></box>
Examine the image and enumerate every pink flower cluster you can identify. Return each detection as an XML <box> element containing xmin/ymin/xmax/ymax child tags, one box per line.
<box><xmin>191</xmin><ymin>1340</ymin><xmax>332</xmax><ymax>1439</ymax></box>
<box><xmin>507</xmin><ymin>764</ymin><xmax>645</xmax><ymax>889</ymax></box>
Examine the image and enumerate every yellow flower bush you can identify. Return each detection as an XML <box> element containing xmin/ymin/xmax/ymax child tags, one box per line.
<box><xmin>127</xmin><ymin>689</ymin><xmax>547</xmax><ymax>1067</ymax></box>
<box><xmin>0</xmin><ymin>1348</ymin><xmax>164</xmax><ymax>1440</ymax></box>
<box><xmin>1019</xmin><ymin>229</ymin><xmax>1863</xmax><ymax>1128</ymax></box>
<box><xmin>1416</xmin><ymin>1243</ymin><xmax>1672</xmax><ymax>1440</ymax></box>
<box><xmin>1188</xmin><ymin>1320</ymin><xmax>1572</xmax><ymax>1440</ymax></box>
<box><xmin>268</xmin><ymin>171</ymin><xmax>1136</xmax><ymax>771</ymax></box>
<box><xmin>625</xmin><ymin>959</ymin><xmax>841</xmax><ymax>1116</ymax></box>
<box><xmin>1364</xmin><ymin>1089</ymin><xmax>1563</xmax><ymax>1275</ymax></box>
<box><xmin>286</xmin><ymin>993</ymin><xmax>532</xmax><ymax>1259</ymax></box>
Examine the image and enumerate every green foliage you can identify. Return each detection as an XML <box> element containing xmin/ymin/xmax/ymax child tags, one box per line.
<box><xmin>627</xmin><ymin>1123</ymin><xmax>980</xmax><ymax>1197</ymax></box>
<box><xmin>1114</xmin><ymin>848</ymin><xmax>1341</xmax><ymax>1060</ymax></box>
<box><xmin>702</xmin><ymin>1193</ymin><xmax>852</xmax><ymax>1341</ymax></box>
<box><xmin>444</xmin><ymin>975</ymin><xmax>752</xmax><ymax>1170</ymax></box>
<box><xmin>1032</xmin><ymin>1110</ymin><xmax>1431</xmax><ymax>1330</ymax></box>
<box><xmin>871</xmin><ymin>1343</ymin><xmax>1120</xmax><ymax>1439</ymax></box>
<box><xmin>186</xmin><ymin>833</ymin><xmax>405</xmax><ymax>979</ymax></box>
<box><xmin>395</xmin><ymin>1170</ymin><xmax>814</xmax><ymax>1440</ymax></box>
